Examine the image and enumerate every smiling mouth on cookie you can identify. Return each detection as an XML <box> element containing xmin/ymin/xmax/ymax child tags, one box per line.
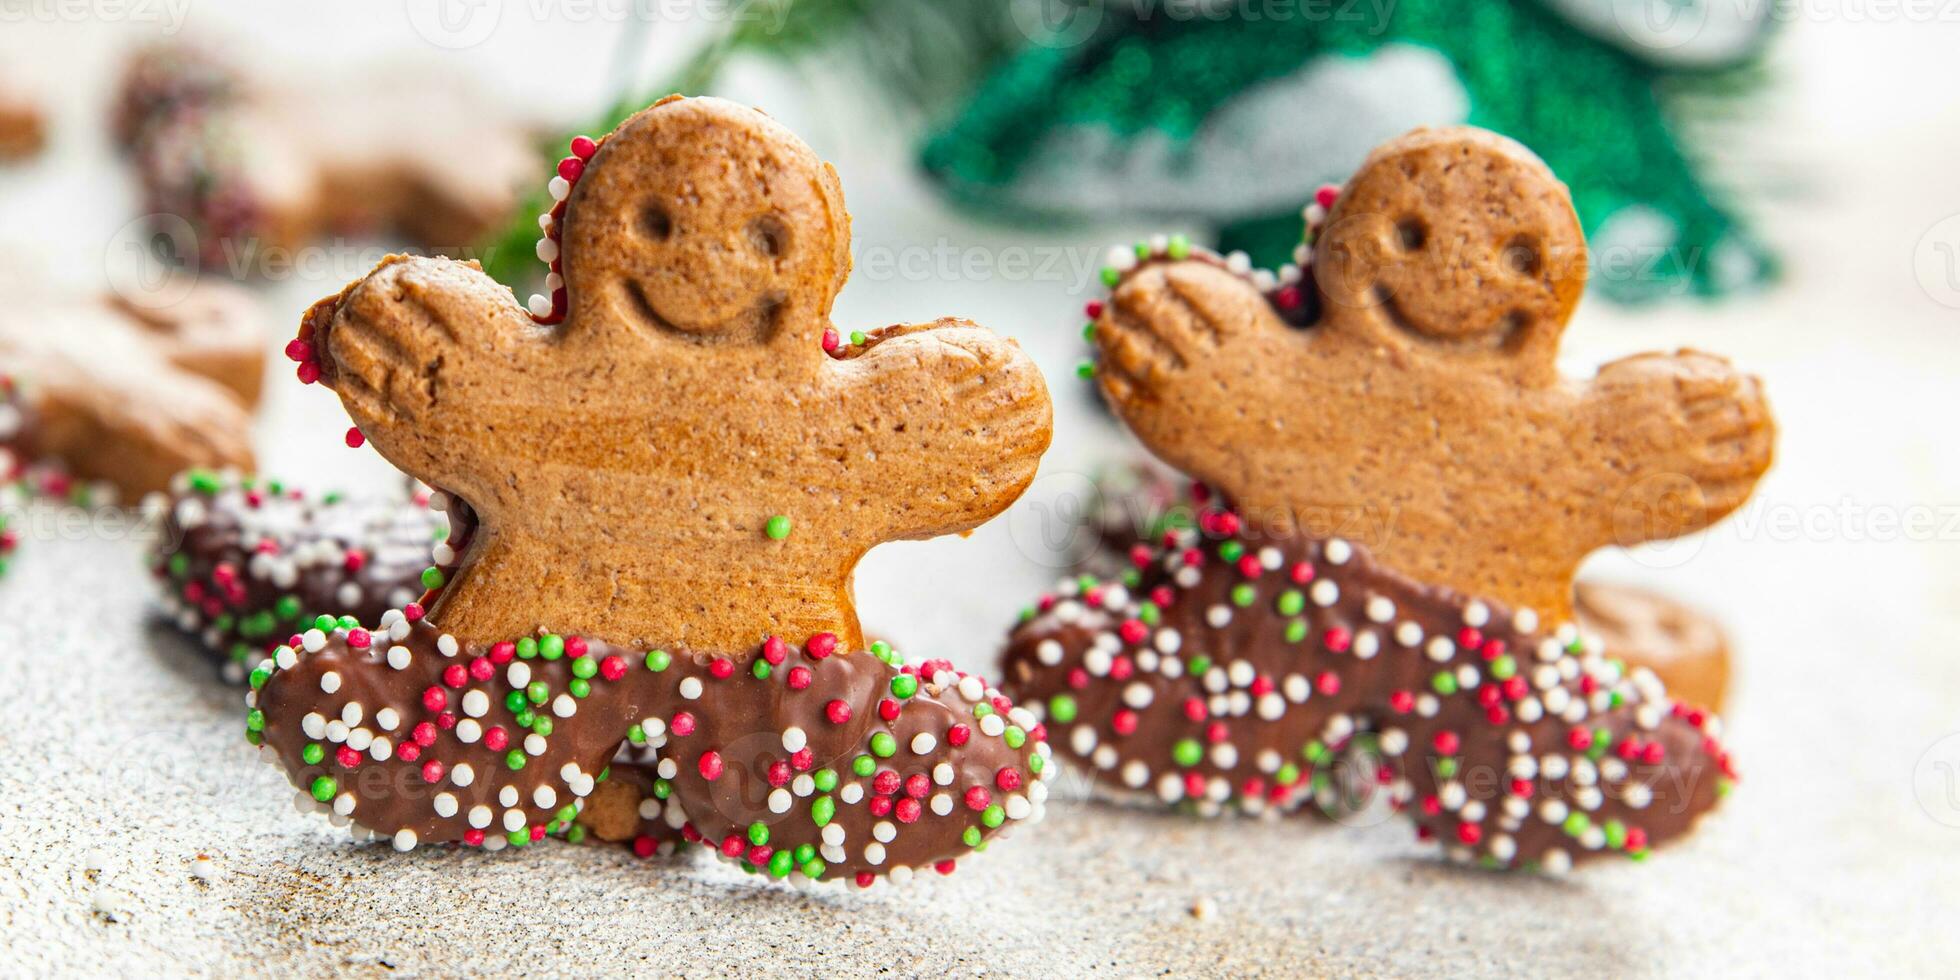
<box><xmin>623</xmin><ymin>281</ymin><xmax>785</xmax><ymax>345</ymax></box>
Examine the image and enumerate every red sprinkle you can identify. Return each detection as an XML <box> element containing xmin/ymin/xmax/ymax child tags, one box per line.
<box><xmin>964</xmin><ymin>787</ymin><xmax>991</xmax><ymax>811</ymax></box>
<box><xmin>670</xmin><ymin>712</ymin><xmax>696</xmax><ymax>737</ymax></box>
<box><xmin>709</xmin><ymin>658</ymin><xmax>734</xmax><ymax>679</ymax></box>
<box><xmin>421</xmin><ymin>760</ymin><xmax>445</xmax><ymax>784</ymax></box>
<box><xmin>570</xmin><ymin>135</ymin><xmax>598</xmax><ymax>159</ymax></box>
<box><xmin>824</xmin><ymin>700</ymin><xmax>852</xmax><ymax>725</ymax></box>
<box><xmin>344</xmin><ymin>427</ymin><xmax>365</xmax><ymax>448</ymax></box>
<box><xmin>946</xmin><ymin>724</ymin><xmax>970</xmax><ymax>747</ymax></box>
<box><xmin>698</xmin><ymin>751</ymin><xmax>724</xmax><ymax>781</ymax></box>
<box><xmin>806</xmin><ymin>633</ymin><xmax>837</xmax><ymax>659</ymax></box>
<box><xmin>483</xmin><ymin>726</ymin><xmax>508</xmax><ymax>751</ymax></box>
<box><xmin>786</xmin><ymin>666</ymin><xmax>812</xmax><ymax>690</ymax></box>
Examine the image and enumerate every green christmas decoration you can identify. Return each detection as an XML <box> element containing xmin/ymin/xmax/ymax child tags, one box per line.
<box><xmin>921</xmin><ymin>0</ymin><xmax>1778</xmax><ymax>302</ymax></box>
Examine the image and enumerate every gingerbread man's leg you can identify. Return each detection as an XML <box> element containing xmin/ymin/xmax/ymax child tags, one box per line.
<box><xmin>253</xmin><ymin>613</ymin><xmax>1052</xmax><ymax>883</ymax></box>
<box><xmin>1000</xmin><ymin>508</ymin><xmax>1733</xmax><ymax>868</ymax></box>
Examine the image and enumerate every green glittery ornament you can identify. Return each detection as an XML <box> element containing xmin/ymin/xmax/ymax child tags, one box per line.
<box><xmin>920</xmin><ymin>0</ymin><xmax>1777</xmax><ymax>302</ymax></box>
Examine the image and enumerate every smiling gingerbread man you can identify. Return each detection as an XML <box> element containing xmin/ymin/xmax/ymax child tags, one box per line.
<box><xmin>1003</xmin><ymin>127</ymin><xmax>1771</xmax><ymax>869</ymax></box>
<box><xmin>253</xmin><ymin>96</ymin><xmax>1055</xmax><ymax>885</ymax></box>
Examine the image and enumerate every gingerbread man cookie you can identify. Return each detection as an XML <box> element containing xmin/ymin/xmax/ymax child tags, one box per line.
<box><xmin>0</xmin><ymin>283</ymin><xmax>262</xmax><ymax>499</ymax></box>
<box><xmin>251</xmin><ymin>96</ymin><xmax>1055</xmax><ymax>885</ymax></box>
<box><xmin>1001</xmin><ymin>127</ymin><xmax>1770</xmax><ymax>868</ymax></box>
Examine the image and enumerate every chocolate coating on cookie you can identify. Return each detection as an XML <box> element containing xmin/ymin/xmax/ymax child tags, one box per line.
<box><xmin>153</xmin><ymin>471</ymin><xmax>461</xmax><ymax>681</ymax></box>
<box><xmin>253</xmin><ymin>619</ymin><xmax>1048</xmax><ymax>882</ymax></box>
<box><xmin>1002</xmin><ymin>513</ymin><xmax>1732</xmax><ymax>869</ymax></box>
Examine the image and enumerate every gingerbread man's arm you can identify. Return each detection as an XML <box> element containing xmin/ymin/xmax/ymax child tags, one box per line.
<box><xmin>1571</xmin><ymin>349</ymin><xmax>1775</xmax><ymax>547</ymax></box>
<box><xmin>302</xmin><ymin>255</ymin><xmax>555</xmax><ymax>504</ymax></box>
<box><xmin>828</xmin><ymin>319</ymin><xmax>1052</xmax><ymax>541</ymax></box>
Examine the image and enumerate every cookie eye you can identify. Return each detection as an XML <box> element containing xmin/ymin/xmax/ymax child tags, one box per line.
<box><xmin>1503</xmin><ymin>235</ymin><xmax>1541</xmax><ymax>277</ymax></box>
<box><xmin>1395</xmin><ymin>217</ymin><xmax>1426</xmax><ymax>251</ymax></box>
<box><xmin>748</xmin><ymin>215</ymin><xmax>788</xmax><ymax>259</ymax></box>
<box><xmin>641</xmin><ymin>205</ymin><xmax>673</xmax><ymax>242</ymax></box>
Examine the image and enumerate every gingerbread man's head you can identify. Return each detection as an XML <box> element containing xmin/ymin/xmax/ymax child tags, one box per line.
<box><xmin>1093</xmin><ymin>127</ymin><xmax>1772</xmax><ymax>621</ymax></box>
<box><xmin>299</xmin><ymin>96</ymin><xmax>1052</xmax><ymax>651</ymax></box>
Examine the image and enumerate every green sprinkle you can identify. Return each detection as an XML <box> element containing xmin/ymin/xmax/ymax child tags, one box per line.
<box><xmin>811</xmin><ymin>795</ymin><xmax>836</xmax><ymax>827</ymax></box>
<box><xmin>1490</xmin><ymin>655</ymin><xmax>1517</xmax><ymax>680</ymax></box>
<box><xmin>302</xmin><ymin>744</ymin><xmax>324</xmax><ymax>765</ymax></box>
<box><xmin>566</xmin><ymin>825</ymin><xmax>587</xmax><ymax>844</ymax></box>
<box><xmin>337</xmin><ymin>615</ymin><xmax>359</xmax><ymax>631</ymax></box>
<box><xmin>531</xmin><ymin>717</ymin><xmax>553</xmax><ymax>737</ymax></box>
<box><xmin>1304</xmin><ymin>741</ymin><xmax>1331</xmax><ymax>765</ymax></box>
<box><xmin>1004</xmin><ymin>726</ymin><xmax>1026</xmax><ymax>749</ymax></box>
<box><xmin>313</xmin><ymin>614</ymin><xmax>337</xmax><ymax>632</ymax></box>
<box><xmin>627</xmin><ymin>724</ymin><xmax>646</xmax><ymax>745</ymax></box>
<box><xmin>853</xmin><ymin>754</ymin><xmax>876</xmax><ymax>777</ymax></box>
<box><xmin>571</xmin><ymin>656</ymin><xmax>598</xmax><ymax>679</ymax></box>
<box><xmin>1100</xmin><ymin>266</ymin><xmax>1120</xmax><ymax>287</ymax></box>
<box><xmin>1435</xmin><ymin>758</ymin><xmax>1459</xmax><ymax>779</ymax></box>
<box><xmin>274</xmin><ymin>595</ymin><xmax>300</xmax><ymax>619</ymax></box>
<box><xmin>813</xmin><ymin>768</ymin><xmax>838</xmax><ymax>792</ymax></box>
<box><xmin>652</xmin><ymin>779</ymin><xmax>671</xmax><ymax>800</ymax></box>
<box><xmin>421</xmin><ymin>566</ymin><xmax>445</xmax><ymax>589</ymax></box>
<box><xmin>764</xmin><ymin>514</ymin><xmax>792</xmax><ymax>540</ymax></box>
<box><xmin>1230</xmin><ymin>583</ymin><xmax>1256</xmax><ymax>607</ymax></box>
<box><xmin>1076</xmin><ymin>360</ymin><xmax>1095</xmax><ymax>379</ymax></box>
<box><xmin>1187</xmin><ymin>654</ymin><xmax>1212</xmax><ymax>676</ymax></box>
<box><xmin>506</xmin><ymin>750</ymin><xmax>527</xmax><ymax>771</ymax></box>
<box><xmin>309</xmin><ymin>776</ymin><xmax>337</xmax><ymax>803</ymax></box>
<box><xmin>1604</xmin><ymin>819</ymin><xmax>1628</xmax><ymax>850</ymax></box>
<box><xmin>249</xmin><ymin>667</ymin><xmax>270</xmax><ymax>690</ymax></box>
<box><xmin>506</xmin><ymin>690</ymin><xmax>528</xmax><ymax>712</ymax></box>
<box><xmin>526</xmin><ymin>681</ymin><xmax>549</xmax><ymax>705</ymax></box>
<box><xmin>513</xmin><ymin>710</ymin><xmax>535</xmax><ymax>731</ymax></box>
<box><xmin>508</xmin><ymin>829</ymin><xmax>529</xmax><ymax>847</ymax></box>
<box><xmin>1276</xmin><ymin>763</ymin><xmax>1301</xmax><ymax>786</ymax></box>
<box><xmin>870</xmin><ymin>732</ymin><xmax>897</xmax><ymax>758</ymax></box>
<box><xmin>569</xmin><ymin>678</ymin><xmax>591</xmax><ymax>699</ymax></box>
<box><xmin>539</xmin><ymin>634</ymin><xmax>564</xmax><ymax>660</ymax></box>
<box><xmin>1028</xmin><ymin>753</ymin><xmax>1044</xmax><ymax>774</ymax></box>
<box><xmin>167</xmin><ymin>553</ymin><xmax>190</xmax><ymax>578</ymax></box>
<box><xmin>793</xmin><ymin>843</ymin><xmax>816</xmax><ymax>865</ymax></box>
<box><xmin>891</xmin><ymin>675</ymin><xmax>918</xmax><ymax>699</ymax></box>
<box><xmin>246</xmin><ymin>710</ymin><xmax>265</xmax><ymax>732</ymax></box>
<box><xmin>187</xmin><ymin>469</ymin><xmax>219</xmax><ymax>494</ymax></box>
<box><xmin>645</xmin><ymin>649</ymin><xmax>671</xmax><ymax>672</ymax></box>
<box><xmin>1138</xmin><ymin>601</ymin><xmax>1161</xmax><ymax>626</ymax></box>
<box><xmin>1167</xmin><ymin>233</ymin><xmax>1191</xmax><ymax>259</ymax></box>
<box><xmin>1081</xmin><ymin>321</ymin><xmax>1095</xmax><ymax>341</ymax></box>
<box><xmin>243</xmin><ymin>729</ymin><xmax>262</xmax><ymax>746</ymax></box>
<box><xmin>516</xmin><ymin>637</ymin><xmax>538</xmax><ymax>659</ymax></box>
<box><xmin>1047</xmin><ymin>694</ymin><xmax>1078</xmax><ymax>724</ymax></box>
<box><xmin>850</xmin><ymin>331</ymin><xmax>867</xmax><ymax>345</ymax></box>
<box><xmin>1284</xmin><ymin>619</ymin><xmax>1308</xmax><ymax>643</ymax></box>
<box><xmin>981</xmin><ymin>804</ymin><xmax>1005</xmax><ymax>828</ymax></box>
<box><xmin>1219</xmin><ymin>540</ymin><xmax>1244</xmax><ymax>562</ymax></box>
<box><xmin>747</xmin><ymin>822</ymin><xmax>770</xmax><ymax>846</ymax></box>
<box><xmin>1277</xmin><ymin>590</ymin><xmax>1305</xmax><ymax>616</ymax></box>
<box><xmin>751</xmin><ymin>659</ymin><xmax>771</xmax><ymax>680</ymax></box>
<box><xmin>1563</xmin><ymin>812</ymin><xmax>1590</xmax><ymax>837</ymax></box>
<box><xmin>800</xmin><ymin>858</ymin><xmax>826</xmax><ymax>880</ymax></box>
<box><xmin>962</xmin><ymin>826</ymin><xmax>982</xmax><ymax>848</ymax></box>
<box><xmin>1432</xmin><ymin>672</ymin><xmax>1458</xmax><ymax>695</ymax></box>
<box><xmin>1172</xmin><ymin>739</ymin><xmax>1202</xmax><ymax>767</ymax></box>
<box><xmin>1134</xmin><ymin>241</ymin><xmax>1151</xmax><ymax>260</ymax></box>
<box><xmin>768</xmin><ymin>850</ymin><xmax>794</xmax><ymax>878</ymax></box>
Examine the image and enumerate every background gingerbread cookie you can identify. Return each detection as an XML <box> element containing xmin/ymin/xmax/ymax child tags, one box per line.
<box><xmin>1002</xmin><ymin>126</ymin><xmax>1771</xmax><ymax>868</ymax></box>
<box><xmin>253</xmin><ymin>96</ymin><xmax>1056</xmax><ymax>885</ymax></box>
<box><xmin>116</xmin><ymin>42</ymin><xmax>540</xmax><ymax>266</ymax></box>
<box><xmin>0</xmin><ymin>284</ymin><xmax>262</xmax><ymax>499</ymax></box>
<box><xmin>0</xmin><ymin>77</ymin><xmax>46</xmax><ymax>162</ymax></box>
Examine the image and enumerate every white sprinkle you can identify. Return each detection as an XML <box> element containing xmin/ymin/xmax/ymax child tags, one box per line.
<box><xmin>534</xmin><ymin>786</ymin><xmax>557</xmax><ymax>809</ymax></box>
<box><xmin>387</xmin><ymin>647</ymin><xmax>412</xmax><ymax>670</ymax></box>
<box><xmin>434</xmin><ymin>793</ymin><xmax>458</xmax><ymax>818</ymax></box>
<box><xmin>318</xmin><ymin>671</ymin><xmax>341</xmax><ymax>694</ymax></box>
<box><xmin>552</xmin><ymin>694</ymin><xmax>577</xmax><ymax>718</ymax></box>
<box><xmin>768</xmin><ymin>788</ymin><xmax>792</xmax><ymax>814</ymax></box>
<box><xmin>873</xmin><ymin>821</ymin><xmax>897</xmax><ymax>843</ymax></box>
<box><xmin>863</xmin><ymin>842</ymin><xmax>886</xmax><ymax>866</ymax></box>
<box><xmin>1323</xmin><ymin>539</ymin><xmax>1351</xmax><ymax>564</ymax></box>
<box><xmin>1309</xmin><ymin>579</ymin><xmax>1339</xmax><ymax>607</ymax></box>
<box><xmin>500</xmin><ymin>786</ymin><xmax>519</xmax><ymax>807</ymax></box>
<box><xmin>503</xmin><ymin>809</ymin><xmax>526</xmax><ymax>832</ymax></box>
<box><xmin>679</xmin><ymin>677</ymin><xmax>703</xmax><ymax>700</ymax></box>
<box><xmin>1123</xmin><ymin>682</ymin><xmax>1154</xmax><ymax>709</ymax></box>
<box><xmin>468</xmin><ymin>806</ymin><xmax>492</xmax><ymax>829</ymax></box>
<box><xmin>1035</xmin><ymin>640</ymin><xmax>1063</xmax><ymax>666</ymax></box>
<box><xmin>301</xmin><ymin>712</ymin><xmax>326</xmax><ymax>740</ymax></box>
<box><xmin>911</xmin><ymin>732</ymin><xmax>937</xmax><ymax>755</ymax></box>
<box><xmin>437</xmin><ymin>634</ymin><xmax>459</xmax><ymax>657</ymax></box>
<box><xmin>1463</xmin><ymin>600</ymin><xmax>1490</xmax><ymax>627</ymax></box>
<box><xmin>507</xmin><ymin>662</ymin><xmax>532</xmax><ymax>688</ymax></box>
<box><xmin>462</xmin><ymin>690</ymin><xmax>489</xmax><ymax>718</ymax></box>
<box><xmin>930</xmin><ymin>794</ymin><xmax>953</xmax><ymax>816</ymax></box>
<box><xmin>524</xmin><ymin>734</ymin><xmax>547</xmax><ymax>756</ymax></box>
<box><xmin>783</xmin><ymin>726</ymin><xmax>808</xmax><ymax>753</ymax></box>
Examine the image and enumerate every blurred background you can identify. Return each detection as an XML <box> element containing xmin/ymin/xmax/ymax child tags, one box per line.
<box><xmin>3</xmin><ymin>0</ymin><xmax>1959</xmax><ymax>971</ymax></box>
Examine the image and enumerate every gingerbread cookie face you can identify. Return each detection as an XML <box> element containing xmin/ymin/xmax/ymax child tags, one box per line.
<box><xmin>258</xmin><ymin>96</ymin><xmax>1055</xmax><ymax>885</ymax></box>
<box><xmin>563</xmin><ymin>96</ymin><xmax>849</xmax><ymax>344</ymax></box>
<box><xmin>1093</xmin><ymin>127</ymin><xmax>1773</xmax><ymax>622</ymax></box>
<box><xmin>0</xmin><ymin>287</ymin><xmax>262</xmax><ymax>498</ymax></box>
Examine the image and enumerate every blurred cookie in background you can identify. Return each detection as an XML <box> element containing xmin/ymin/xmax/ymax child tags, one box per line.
<box><xmin>115</xmin><ymin>41</ymin><xmax>541</xmax><ymax>268</ymax></box>
<box><xmin>1573</xmin><ymin>581</ymin><xmax>1732</xmax><ymax>712</ymax></box>
<box><xmin>0</xmin><ymin>282</ymin><xmax>263</xmax><ymax>499</ymax></box>
<box><xmin>0</xmin><ymin>77</ymin><xmax>46</xmax><ymax>161</ymax></box>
